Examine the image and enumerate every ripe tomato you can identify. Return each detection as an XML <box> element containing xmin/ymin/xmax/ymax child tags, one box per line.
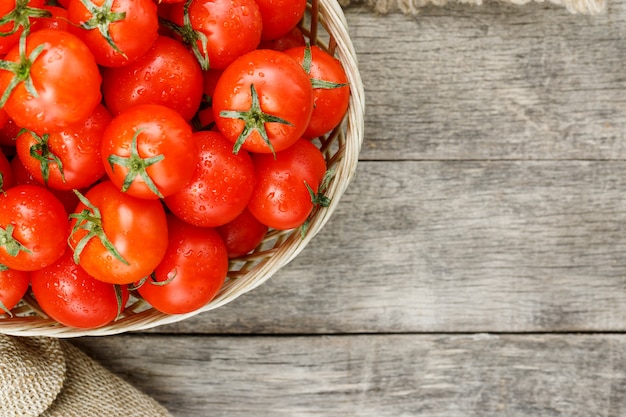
<box><xmin>0</xmin><ymin>115</ymin><xmax>20</xmax><ymax>147</ymax></box>
<box><xmin>285</xmin><ymin>45</ymin><xmax>351</xmax><ymax>139</ymax></box>
<box><xmin>0</xmin><ymin>29</ymin><xmax>102</xmax><ymax>134</ymax></box>
<box><xmin>164</xmin><ymin>130</ymin><xmax>255</xmax><ymax>227</ymax></box>
<box><xmin>0</xmin><ymin>265</ymin><xmax>30</xmax><ymax>315</ymax></box>
<box><xmin>68</xmin><ymin>180</ymin><xmax>168</xmax><ymax>285</ymax></box>
<box><xmin>31</xmin><ymin>5</ymin><xmax>69</xmax><ymax>32</ymax></box>
<box><xmin>0</xmin><ymin>149</ymin><xmax>13</xmax><ymax>192</ymax></box>
<box><xmin>248</xmin><ymin>138</ymin><xmax>327</xmax><ymax>230</ymax></box>
<box><xmin>213</xmin><ymin>49</ymin><xmax>313</xmax><ymax>154</ymax></box>
<box><xmin>254</xmin><ymin>0</ymin><xmax>306</xmax><ymax>41</ymax></box>
<box><xmin>15</xmin><ymin>103</ymin><xmax>110</xmax><ymax>190</ymax></box>
<box><xmin>137</xmin><ymin>214</ymin><xmax>228</xmax><ymax>315</ymax></box>
<box><xmin>31</xmin><ymin>248</ymin><xmax>129</xmax><ymax>329</ymax></box>
<box><xmin>216</xmin><ymin>207</ymin><xmax>268</xmax><ymax>258</ymax></box>
<box><xmin>102</xmin><ymin>104</ymin><xmax>197</xmax><ymax>199</ymax></box>
<box><xmin>258</xmin><ymin>26</ymin><xmax>306</xmax><ymax>52</ymax></box>
<box><xmin>0</xmin><ymin>0</ymin><xmax>47</xmax><ymax>55</ymax></box>
<box><xmin>0</xmin><ymin>184</ymin><xmax>68</xmax><ymax>271</ymax></box>
<box><xmin>101</xmin><ymin>35</ymin><xmax>203</xmax><ymax>122</ymax></box>
<box><xmin>166</xmin><ymin>0</ymin><xmax>262</xmax><ymax>70</ymax></box>
<box><xmin>67</xmin><ymin>0</ymin><xmax>159</xmax><ymax>67</ymax></box>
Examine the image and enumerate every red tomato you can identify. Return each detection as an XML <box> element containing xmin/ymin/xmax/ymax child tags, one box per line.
<box><xmin>67</xmin><ymin>0</ymin><xmax>159</xmax><ymax>67</ymax></box>
<box><xmin>213</xmin><ymin>49</ymin><xmax>313</xmax><ymax>154</ymax></box>
<box><xmin>192</xmin><ymin>68</ymin><xmax>222</xmax><ymax>131</ymax></box>
<box><xmin>216</xmin><ymin>207</ymin><xmax>268</xmax><ymax>258</ymax></box>
<box><xmin>254</xmin><ymin>0</ymin><xmax>306</xmax><ymax>41</ymax></box>
<box><xmin>31</xmin><ymin>5</ymin><xmax>69</xmax><ymax>32</ymax></box>
<box><xmin>0</xmin><ymin>265</ymin><xmax>30</xmax><ymax>314</ymax></box>
<box><xmin>164</xmin><ymin>130</ymin><xmax>256</xmax><ymax>227</ymax></box>
<box><xmin>0</xmin><ymin>29</ymin><xmax>102</xmax><ymax>134</ymax></box>
<box><xmin>0</xmin><ymin>115</ymin><xmax>20</xmax><ymax>147</ymax></box>
<box><xmin>31</xmin><ymin>248</ymin><xmax>129</xmax><ymax>329</ymax></box>
<box><xmin>166</xmin><ymin>0</ymin><xmax>262</xmax><ymax>70</ymax></box>
<box><xmin>248</xmin><ymin>138</ymin><xmax>327</xmax><ymax>230</ymax></box>
<box><xmin>0</xmin><ymin>149</ymin><xmax>13</xmax><ymax>191</ymax></box>
<box><xmin>0</xmin><ymin>0</ymin><xmax>47</xmax><ymax>55</ymax></box>
<box><xmin>285</xmin><ymin>45</ymin><xmax>351</xmax><ymax>138</ymax></box>
<box><xmin>0</xmin><ymin>184</ymin><xmax>69</xmax><ymax>271</ymax></box>
<box><xmin>15</xmin><ymin>103</ymin><xmax>110</xmax><ymax>190</ymax></box>
<box><xmin>102</xmin><ymin>104</ymin><xmax>197</xmax><ymax>199</ymax></box>
<box><xmin>9</xmin><ymin>156</ymin><xmax>80</xmax><ymax>215</ymax></box>
<box><xmin>101</xmin><ymin>36</ymin><xmax>203</xmax><ymax>122</ymax></box>
<box><xmin>68</xmin><ymin>181</ymin><xmax>168</xmax><ymax>285</ymax></box>
<box><xmin>137</xmin><ymin>214</ymin><xmax>228</xmax><ymax>315</ymax></box>
<box><xmin>258</xmin><ymin>26</ymin><xmax>306</xmax><ymax>51</ymax></box>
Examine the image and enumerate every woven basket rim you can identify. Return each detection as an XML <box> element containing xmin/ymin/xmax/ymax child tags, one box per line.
<box><xmin>0</xmin><ymin>0</ymin><xmax>365</xmax><ymax>338</ymax></box>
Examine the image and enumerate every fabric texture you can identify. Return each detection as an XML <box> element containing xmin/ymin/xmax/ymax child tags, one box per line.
<box><xmin>0</xmin><ymin>335</ymin><xmax>172</xmax><ymax>417</ymax></box>
<box><xmin>339</xmin><ymin>0</ymin><xmax>606</xmax><ymax>14</ymax></box>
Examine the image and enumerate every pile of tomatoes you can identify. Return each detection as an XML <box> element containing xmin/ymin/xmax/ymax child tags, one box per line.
<box><xmin>0</xmin><ymin>0</ymin><xmax>350</xmax><ymax>329</ymax></box>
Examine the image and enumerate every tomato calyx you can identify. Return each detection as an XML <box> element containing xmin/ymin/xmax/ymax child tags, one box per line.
<box><xmin>159</xmin><ymin>2</ymin><xmax>210</xmax><ymax>70</ymax></box>
<box><xmin>219</xmin><ymin>83</ymin><xmax>293</xmax><ymax>156</ymax></box>
<box><xmin>130</xmin><ymin>269</ymin><xmax>177</xmax><ymax>290</ymax></box>
<box><xmin>76</xmin><ymin>0</ymin><xmax>128</xmax><ymax>58</ymax></box>
<box><xmin>301</xmin><ymin>43</ymin><xmax>348</xmax><ymax>90</ymax></box>
<box><xmin>0</xmin><ymin>35</ymin><xmax>45</xmax><ymax>107</ymax></box>
<box><xmin>113</xmin><ymin>284</ymin><xmax>124</xmax><ymax>319</ymax></box>
<box><xmin>69</xmin><ymin>189</ymin><xmax>130</xmax><ymax>266</ymax></box>
<box><xmin>107</xmin><ymin>128</ymin><xmax>165</xmax><ymax>198</ymax></box>
<box><xmin>20</xmin><ymin>128</ymin><xmax>66</xmax><ymax>186</ymax></box>
<box><xmin>0</xmin><ymin>223</ymin><xmax>32</xmax><ymax>257</ymax></box>
<box><xmin>0</xmin><ymin>0</ymin><xmax>52</xmax><ymax>37</ymax></box>
<box><xmin>300</xmin><ymin>169</ymin><xmax>335</xmax><ymax>238</ymax></box>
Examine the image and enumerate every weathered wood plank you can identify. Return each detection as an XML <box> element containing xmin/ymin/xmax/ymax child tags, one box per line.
<box><xmin>346</xmin><ymin>3</ymin><xmax>626</xmax><ymax>160</ymax></box>
<box><xmin>73</xmin><ymin>333</ymin><xmax>626</xmax><ymax>417</ymax></box>
<box><xmin>149</xmin><ymin>160</ymin><xmax>626</xmax><ymax>334</ymax></box>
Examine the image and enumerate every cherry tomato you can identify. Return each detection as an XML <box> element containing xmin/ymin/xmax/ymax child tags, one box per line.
<box><xmin>0</xmin><ymin>115</ymin><xmax>21</xmax><ymax>147</ymax></box>
<box><xmin>0</xmin><ymin>29</ymin><xmax>102</xmax><ymax>134</ymax></box>
<box><xmin>0</xmin><ymin>0</ymin><xmax>47</xmax><ymax>55</ymax></box>
<box><xmin>216</xmin><ymin>207</ymin><xmax>268</xmax><ymax>258</ymax></box>
<box><xmin>254</xmin><ymin>0</ymin><xmax>306</xmax><ymax>41</ymax></box>
<box><xmin>31</xmin><ymin>5</ymin><xmax>69</xmax><ymax>32</ymax></box>
<box><xmin>31</xmin><ymin>248</ymin><xmax>129</xmax><ymax>329</ymax></box>
<box><xmin>248</xmin><ymin>138</ymin><xmax>327</xmax><ymax>230</ymax></box>
<box><xmin>166</xmin><ymin>0</ymin><xmax>262</xmax><ymax>70</ymax></box>
<box><xmin>68</xmin><ymin>180</ymin><xmax>168</xmax><ymax>285</ymax></box>
<box><xmin>285</xmin><ymin>45</ymin><xmax>351</xmax><ymax>139</ymax></box>
<box><xmin>0</xmin><ymin>265</ymin><xmax>30</xmax><ymax>315</ymax></box>
<box><xmin>67</xmin><ymin>0</ymin><xmax>159</xmax><ymax>67</ymax></box>
<box><xmin>258</xmin><ymin>26</ymin><xmax>306</xmax><ymax>51</ymax></box>
<box><xmin>137</xmin><ymin>214</ymin><xmax>228</xmax><ymax>315</ymax></box>
<box><xmin>0</xmin><ymin>149</ymin><xmax>13</xmax><ymax>191</ymax></box>
<box><xmin>213</xmin><ymin>49</ymin><xmax>313</xmax><ymax>154</ymax></box>
<box><xmin>102</xmin><ymin>104</ymin><xmax>197</xmax><ymax>199</ymax></box>
<box><xmin>101</xmin><ymin>35</ymin><xmax>203</xmax><ymax>122</ymax></box>
<box><xmin>0</xmin><ymin>184</ymin><xmax>69</xmax><ymax>271</ymax></box>
<box><xmin>15</xmin><ymin>103</ymin><xmax>110</xmax><ymax>190</ymax></box>
<box><xmin>164</xmin><ymin>130</ymin><xmax>255</xmax><ymax>227</ymax></box>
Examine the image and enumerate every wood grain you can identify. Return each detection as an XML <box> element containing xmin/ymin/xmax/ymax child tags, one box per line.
<box><xmin>74</xmin><ymin>333</ymin><xmax>626</xmax><ymax>417</ymax></box>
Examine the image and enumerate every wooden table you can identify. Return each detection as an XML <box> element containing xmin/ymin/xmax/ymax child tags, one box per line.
<box><xmin>74</xmin><ymin>2</ymin><xmax>626</xmax><ymax>415</ymax></box>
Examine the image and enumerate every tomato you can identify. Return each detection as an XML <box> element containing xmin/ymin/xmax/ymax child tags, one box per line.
<box><xmin>31</xmin><ymin>5</ymin><xmax>69</xmax><ymax>32</ymax></box>
<box><xmin>213</xmin><ymin>49</ymin><xmax>313</xmax><ymax>154</ymax></box>
<box><xmin>102</xmin><ymin>104</ymin><xmax>196</xmax><ymax>199</ymax></box>
<box><xmin>192</xmin><ymin>68</ymin><xmax>222</xmax><ymax>131</ymax></box>
<box><xmin>254</xmin><ymin>0</ymin><xmax>306</xmax><ymax>41</ymax></box>
<box><xmin>101</xmin><ymin>35</ymin><xmax>203</xmax><ymax>122</ymax></box>
<box><xmin>285</xmin><ymin>45</ymin><xmax>351</xmax><ymax>139</ymax></box>
<box><xmin>216</xmin><ymin>207</ymin><xmax>268</xmax><ymax>258</ymax></box>
<box><xmin>0</xmin><ymin>265</ymin><xmax>30</xmax><ymax>315</ymax></box>
<box><xmin>0</xmin><ymin>0</ymin><xmax>47</xmax><ymax>55</ymax></box>
<box><xmin>248</xmin><ymin>138</ymin><xmax>327</xmax><ymax>230</ymax></box>
<box><xmin>0</xmin><ymin>29</ymin><xmax>102</xmax><ymax>134</ymax></box>
<box><xmin>137</xmin><ymin>214</ymin><xmax>228</xmax><ymax>315</ymax></box>
<box><xmin>164</xmin><ymin>130</ymin><xmax>255</xmax><ymax>227</ymax></box>
<box><xmin>0</xmin><ymin>115</ymin><xmax>20</xmax><ymax>147</ymax></box>
<box><xmin>165</xmin><ymin>0</ymin><xmax>262</xmax><ymax>70</ymax></box>
<box><xmin>0</xmin><ymin>184</ymin><xmax>68</xmax><ymax>271</ymax></box>
<box><xmin>31</xmin><ymin>248</ymin><xmax>129</xmax><ymax>329</ymax></box>
<box><xmin>68</xmin><ymin>181</ymin><xmax>168</xmax><ymax>285</ymax></box>
<box><xmin>9</xmin><ymin>156</ymin><xmax>80</xmax><ymax>214</ymax></box>
<box><xmin>258</xmin><ymin>26</ymin><xmax>306</xmax><ymax>52</ymax></box>
<box><xmin>0</xmin><ymin>149</ymin><xmax>13</xmax><ymax>192</ymax></box>
<box><xmin>67</xmin><ymin>0</ymin><xmax>159</xmax><ymax>67</ymax></box>
<box><xmin>15</xmin><ymin>103</ymin><xmax>110</xmax><ymax>190</ymax></box>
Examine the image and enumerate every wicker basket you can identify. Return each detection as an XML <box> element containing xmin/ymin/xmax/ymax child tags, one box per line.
<box><xmin>0</xmin><ymin>0</ymin><xmax>365</xmax><ymax>337</ymax></box>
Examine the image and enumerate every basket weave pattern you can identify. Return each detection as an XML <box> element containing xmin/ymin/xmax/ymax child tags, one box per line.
<box><xmin>0</xmin><ymin>0</ymin><xmax>365</xmax><ymax>338</ymax></box>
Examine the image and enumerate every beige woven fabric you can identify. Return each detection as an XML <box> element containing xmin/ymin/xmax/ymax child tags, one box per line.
<box><xmin>0</xmin><ymin>335</ymin><xmax>172</xmax><ymax>417</ymax></box>
<box><xmin>340</xmin><ymin>0</ymin><xmax>606</xmax><ymax>14</ymax></box>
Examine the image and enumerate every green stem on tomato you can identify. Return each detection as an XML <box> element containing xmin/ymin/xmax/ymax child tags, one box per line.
<box><xmin>0</xmin><ymin>0</ymin><xmax>51</xmax><ymax>37</ymax></box>
<box><xmin>18</xmin><ymin>128</ymin><xmax>66</xmax><ymax>186</ymax></box>
<box><xmin>0</xmin><ymin>224</ymin><xmax>32</xmax><ymax>257</ymax></box>
<box><xmin>0</xmin><ymin>34</ymin><xmax>45</xmax><ymax>108</ymax></box>
<box><xmin>76</xmin><ymin>0</ymin><xmax>127</xmax><ymax>58</ymax></box>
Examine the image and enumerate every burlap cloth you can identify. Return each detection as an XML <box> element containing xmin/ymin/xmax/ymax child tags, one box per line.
<box><xmin>0</xmin><ymin>335</ymin><xmax>172</xmax><ymax>417</ymax></box>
